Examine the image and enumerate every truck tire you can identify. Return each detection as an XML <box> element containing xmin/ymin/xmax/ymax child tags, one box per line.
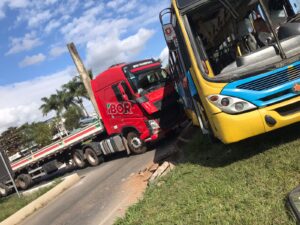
<box><xmin>0</xmin><ymin>183</ymin><xmax>9</xmax><ymax>197</ymax></box>
<box><xmin>16</xmin><ymin>174</ymin><xmax>32</xmax><ymax>190</ymax></box>
<box><xmin>43</xmin><ymin>160</ymin><xmax>59</xmax><ymax>174</ymax></box>
<box><xmin>72</xmin><ymin>150</ymin><xmax>86</xmax><ymax>169</ymax></box>
<box><xmin>127</xmin><ymin>132</ymin><xmax>147</xmax><ymax>154</ymax></box>
<box><xmin>84</xmin><ymin>148</ymin><xmax>104</xmax><ymax>167</ymax></box>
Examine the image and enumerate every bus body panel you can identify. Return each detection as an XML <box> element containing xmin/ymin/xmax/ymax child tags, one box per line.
<box><xmin>163</xmin><ymin>0</ymin><xmax>300</xmax><ymax>143</ymax></box>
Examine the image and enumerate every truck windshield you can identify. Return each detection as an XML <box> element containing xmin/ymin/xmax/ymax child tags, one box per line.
<box><xmin>127</xmin><ymin>69</ymin><xmax>168</xmax><ymax>94</ymax></box>
<box><xmin>184</xmin><ymin>0</ymin><xmax>300</xmax><ymax>80</ymax></box>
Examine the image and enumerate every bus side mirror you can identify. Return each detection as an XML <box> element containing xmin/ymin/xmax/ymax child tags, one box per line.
<box><xmin>288</xmin><ymin>185</ymin><xmax>300</xmax><ymax>223</ymax></box>
<box><xmin>117</xmin><ymin>83</ymin><xmax>129</xmax><ymax>102</ymax></box>
<box><xmin>162</xmin><ymin>24</ymin><xmax>177</xmax><ymax>51</ymax></box>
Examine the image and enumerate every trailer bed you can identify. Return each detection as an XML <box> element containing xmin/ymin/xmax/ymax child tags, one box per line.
<box><xmin>11</xmin><ymin>121</ymin><xmax>104</xmax><ymax>172</ymax></box>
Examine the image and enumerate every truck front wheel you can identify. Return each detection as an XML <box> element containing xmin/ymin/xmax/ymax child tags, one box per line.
<box><xmin>84</xmin><ymin>148</ymin><xmax>104</xmax><ymax>167</ymax></box>
<box><xmin>127</xmin><ymin>132</ymin><xmax>147</xmax><ymax>154</ymax></box>
<box><xmin>0</xmin><ymin>183</ymin><xmax>10</xmax><ymax>197</ymax></box>
<box><xmin>16</xmin><ymin>174</ymin><xmax>32</xmax><ymax>190</ymax></box>
<box><xmin>72</xmin><ymin>150</ymin><xmax>86</xmax><ymax>169</ymax></box>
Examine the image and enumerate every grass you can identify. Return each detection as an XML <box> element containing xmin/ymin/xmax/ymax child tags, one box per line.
<box><xmin>115</xmin><ymin>124</ymin><xmax>300</xmax><ymax>225</ymax></box>
<box><xmin>0</xmin><ymin>179</ymin><xmax>61</xmax><ymax>222</ymax></box>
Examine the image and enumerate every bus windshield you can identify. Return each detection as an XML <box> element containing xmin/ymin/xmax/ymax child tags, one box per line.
<box><xmin>183</xmin><ymin>0</ymin><xmax>300</xmax><ymax>80</ymax></box>
<box><xmin>128</xmin><ymin>69</ymin><xmax>168</xmax><ymax>94</ymax></box>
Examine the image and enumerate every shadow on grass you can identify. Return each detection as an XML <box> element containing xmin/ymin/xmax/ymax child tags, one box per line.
<box><xmin>181</xmin><ymin>122</ymin><xmax>300</xmax><ymax>168</ymax></box>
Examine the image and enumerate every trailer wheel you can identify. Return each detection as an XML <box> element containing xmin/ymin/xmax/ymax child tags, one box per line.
<box><xmin>16</xmin><ymin>174</ymin><xmax>32</xmax><ymax>190</ymax></box>
<box><xmin>72</xmin><ymin>150</ymin><xmax>86</xmax><ymax>169</ymax></box>
<box><xmin>0</xmin><ymin>183</ymin><xmax>9</xmax><ymax>197</ymax></box>
<box><xmin>127</xmin><ymin>132</ymin><xmax>147</xmax><ymax>154</ymax></box>
<box><xmin>85</xmin><ymin>148</ymin><xmax>104</xmax><ymax>167</ymax></box>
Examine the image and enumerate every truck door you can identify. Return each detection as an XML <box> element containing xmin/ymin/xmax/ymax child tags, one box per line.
<box><xmin>99</xmin><ymin>81</ymin><xmax>144</xmax><ymax>133</ymax></box>
<box><xmin>111</xmin><ymin>81</ymin><xmax>144</xmax><ymax>119</ymax></box>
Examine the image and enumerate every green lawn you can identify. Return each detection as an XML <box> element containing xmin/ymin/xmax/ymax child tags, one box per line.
<box><xmin>0</xmin><ymin>180</ymin><xmax>61</xmax><ymax>222</ymax></box>
<box><xmin>115</xmin><ymin>124</ymin><xmax>300</xmax><ymax>225</ymax></box>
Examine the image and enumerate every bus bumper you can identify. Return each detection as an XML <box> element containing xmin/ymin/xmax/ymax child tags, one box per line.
<box><xmin>211</xmin><ymin>96</ymin><xmax>300</xmax><ymax>144</ymax></box>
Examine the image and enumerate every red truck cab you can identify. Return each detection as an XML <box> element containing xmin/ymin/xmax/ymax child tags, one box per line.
<box><xmin>91</xmin><ymin>59</ymin><xmax>182</xmax><ymax>153</ymax></box>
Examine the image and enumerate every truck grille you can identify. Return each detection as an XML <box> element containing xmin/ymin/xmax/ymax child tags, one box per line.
<box><xmin>237</xmin><ymin>64</ymin><xmax>300</xmax><ymax>91</ymax></box>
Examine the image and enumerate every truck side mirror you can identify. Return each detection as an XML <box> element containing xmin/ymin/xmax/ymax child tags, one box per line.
<box><xmin>117</xmin><ymin>83</ymin><xmax>129</xmax><ymax>102</ymax></box>
<box><xmin>288</xmin><ymin>185</ymin><xmax>300</xmax><ymax>223</ymax></box>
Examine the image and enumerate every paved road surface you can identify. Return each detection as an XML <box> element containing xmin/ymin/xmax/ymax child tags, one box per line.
<box><xmin>20</xmin><ymin>138</ymin><xmax>176</xmax><ymax>225</ymax></box>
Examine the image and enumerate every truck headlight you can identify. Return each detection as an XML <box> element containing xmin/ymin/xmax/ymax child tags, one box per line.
<box><xmin>148</xmin><ymin>120</ymin><xmax>160</xmax><ymax>130</ymax></box>
<box><xmin>207</xmin><ymin>94</ymin><xmax>257</xmax><ymax>114</ymax></box>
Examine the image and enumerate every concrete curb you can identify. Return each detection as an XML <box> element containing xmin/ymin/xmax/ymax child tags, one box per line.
<box><xmin>0</xmin><ymin>173</ymin><xmax>80</xmax><ymax>225</ymax></box>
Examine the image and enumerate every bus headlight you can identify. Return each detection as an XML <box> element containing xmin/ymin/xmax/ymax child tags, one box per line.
<box><xmin>208</xmin><ymin>95</ymin><xmax>257</xmax><ymax>114</ymax></box>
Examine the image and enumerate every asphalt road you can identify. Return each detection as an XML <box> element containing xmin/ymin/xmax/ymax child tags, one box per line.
<box><xmin>20</xmin><ymin>137</ymin><xmax>176</xmax><ymax>225</ymax></box>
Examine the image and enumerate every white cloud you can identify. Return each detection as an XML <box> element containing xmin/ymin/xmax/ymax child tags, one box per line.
<box><xmin>7</xmin><ymin>0</ymin><xmax>29</xmax><ymax>8</ymax></box>
<box><xmin>19</xmin><ymin>53</ymin><xmax>46</xmax><ymax>67</ymax></box>
<box><xmin>49</xmin><ymin>45</ymin><xmax>67</xmax><ymax>58</ymax></box>
<box><xmin>0</xmin><ymin>0</ymin><xmax>29</xmax><ymax>19</ymax></box>
<box><xmin>28</xmin><ymin>10</ymin><xmax>52</xmax><ymax>28</ymax></box>
<box><xmin>15</xmin><ymin>0</ymin><xmax>79</xmax><ymax>29</ymax></box>
<box><xmin>6</xmin><ymin>32</ymin><xmax>42</xmax><ymax>55</ymax></box>
<box><xmin>159</xmin><ymin>47</ymin><xmax>169</xmax><ymax>66</ymax></box>
<box><xmin>0</xmin><ymin>67</ymin><xmax>75</xmax><ymax>133</ymax></box>
<box><xmin>45</xmin><ymin>19</ymin><xmax>61</xmax><ymax>33</ymax></box>
<box><xmin>86</xmin><ymin>28</ymin><xmax>155</xmax><ymax>73</ymax></box>
<box><xmin>107</xmin><ymin>0</ymin><xmax>126</xmax><ymax>9</ymax></box>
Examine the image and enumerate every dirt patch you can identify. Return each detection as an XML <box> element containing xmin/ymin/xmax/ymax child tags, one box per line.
<box><xmin>120</xmin><ymin>162</ymin><xmax>154</xmax><ymax>206</ymax></box>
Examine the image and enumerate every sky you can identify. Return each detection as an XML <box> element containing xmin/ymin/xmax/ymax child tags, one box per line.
<box><xmin>0</xmin><ymin>0</ymin><xmax>170</xmax><ymax>133</ymax></box>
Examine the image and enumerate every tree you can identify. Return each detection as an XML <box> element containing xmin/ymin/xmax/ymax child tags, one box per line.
<box><xmin>40</xmin><ymin>70</ymin><xmax>93</xmax><ymax>118</ymax></box>
<box><xmin>31</xmin><ymin>122</ymin><xmax>53</xmax><ymax>147</ymax></box>
<box><xmin>19</xmin><ymin>122</ymin><xmax>53</xmax><ymax>149</ymax></box>
<box><xmin>0</xmin><ymin>127</ymin><xmax>24</xmax><ymax>156</ymax></box>
<box><xmin>62</xmin><ymin>72</ymin><xmax>93</xmax><ymax>117</ymax></box>
<box><xmin>63</xmin><ymin>106</ymin><xmax>82</xmax><ymax>131</ymax></box>
<box><xmin>40</xmin><ymin>94</ymin><xmax>63</xmax><ymax>117</ymax></box>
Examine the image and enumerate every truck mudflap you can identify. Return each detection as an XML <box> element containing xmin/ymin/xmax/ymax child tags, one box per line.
<box><xmin>99</xmin><ymin>135</ymin><xmax>126</xmax><ymax>155</ymax></box>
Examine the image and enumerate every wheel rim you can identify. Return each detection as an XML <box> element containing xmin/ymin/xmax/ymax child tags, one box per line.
<box><xmin>131</xmin><ymin>137</ymin><xmax>142</xmax><ymax>149</ymax></box>
<box><xmin>0</xmin><ymin>187</ymin><xmax>6</xmax><ymax>195</ymax></box>
<box><xmin>87</xmin><ymin>152</ymin><xmax>97</xmax><ymax>164</ymax></box>
<box><xmin>74</xmin><ymin>154</ymin><xmax>83</xmax><ymax>165</ymax></box>
<box><xmin>19</xmin><ymin>180</ymin><xmax>25</xmax><ymax>188</ymax></box>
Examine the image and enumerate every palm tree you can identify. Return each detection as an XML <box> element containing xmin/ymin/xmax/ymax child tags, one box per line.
<box><xmin>40</xmin><ymin>71</ymin><xmax>93</xmax><ymax>118</ymax></box>
<box><xmin>40</xmin><ymin>94</ymin><xmax>62</xmax><ymax>117</ymax></box>
<box><xmin>62</xmin><ymin>73</ymin><xmax>93</xmax><ymax>117</ymax></box>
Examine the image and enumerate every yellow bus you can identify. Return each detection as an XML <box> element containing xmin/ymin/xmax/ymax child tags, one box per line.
<box><xmin>160</xmin><ymin>0</ymin><xmax>300</xmax><ymax>143</ymax></box>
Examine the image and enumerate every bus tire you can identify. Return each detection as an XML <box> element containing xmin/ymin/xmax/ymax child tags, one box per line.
<box><xmin>127</xmin><ymin>132</ymin><xmax>147</xmax><ymax>154</ymax></box>
<box><xmin>72</xmin><ymin>150</ymin><xmax>86</xmax><ymax>169</ymax></box>
<box><xmin>85</xmin><ymin>148</ymin><xmax>103</xmax><ymax>167</ymax></box>
<box><xmin>0</xmin><ymin>183</ymin><xmax>10</xmax><ymax>197</ymax></box>
<box><xmin>16</xmin><ymin>174</ymin><xmax>32</xmax><ymax>190</ymax></box>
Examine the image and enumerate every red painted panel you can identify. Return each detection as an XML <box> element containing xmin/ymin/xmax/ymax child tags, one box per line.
<box><xmin>11</xmin><ymin>158</ymin><xmax>29</xmax><ymax>169</ymax></box>
<box><xmin>64</xmin><ymin>126</ymin><xmax>96</xmax><ymax>144</ymax></box>
<box><xmin>34</xmin><ymin>144</ymin><xmax>61</xmax><ymax>158</ymax></box>
<box><xmin>130</xmin><ymin>63</ymin><xmax>161</xmax><ymax>73</ymax></box>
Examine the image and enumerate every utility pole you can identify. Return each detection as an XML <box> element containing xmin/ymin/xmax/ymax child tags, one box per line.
<box><xmin>67</xmin><ymin>43</ymin><xmax>102</xmax><ymax>119</ymax></box>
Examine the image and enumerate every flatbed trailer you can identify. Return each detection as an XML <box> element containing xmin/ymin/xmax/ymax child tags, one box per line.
<box><xmin>11</xmin><ymin>121</ymin><xmax>104</xmax><ymax>172</ymax></box>
<box><xmin>0</xmin><ymin>120</ymin><xmax>129</xmax><ymax>197</ymax></box>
